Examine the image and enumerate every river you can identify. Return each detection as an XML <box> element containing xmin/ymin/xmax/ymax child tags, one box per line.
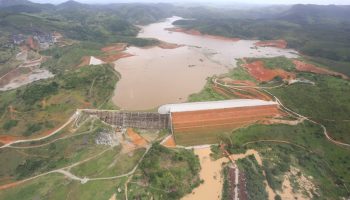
<box><xmin>112</xmin><ymin>16</ymin><xmax>298</xmax><ymax>110</ymax></box>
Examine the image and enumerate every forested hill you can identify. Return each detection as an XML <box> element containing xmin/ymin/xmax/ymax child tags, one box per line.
<box><xmin>173</xmin><ymin>4</ymin><xmax>350</xmax><ymax>76</ymax></box>
<box><xmin>279</xmin><ymin>4</ymin><xmax>350</xmax><ymax>24</ymax></box>
<box><xmin>0</xmin><ymin>0</ymin><xmax>176</xmax><ymax>45</ymax></box>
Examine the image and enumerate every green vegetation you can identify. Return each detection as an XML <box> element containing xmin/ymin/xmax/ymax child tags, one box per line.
<box><xmin>128</xmin><ymin>143</ymin><xmax>201</xmax><ymax>199</ymax></box>
<box><xmin>221</xmin><ymin>166</ymin><xmax>231</xmax><ymax>200</ymax></box>
<box><xmin>2</xmin><ymin>120</ymin><xmax>18</xmax><ymax>131</ymax></box>
<box><xmin>173</xmin><ymin>5</ymin><xmax>350</xmax><ymax>76</ymax></box>
<box><xmin>0</xmin><ymin>173</ymin><xmax>125</xmax><ymax>200</ymax></box>
<box><xmin>247</xmin><ymin>56</ymin><xmax>296</xmax><ymax>71</ymax></box>
<box><xmin>0</xmin><ymin>64</ymin><xmax>118</xmax><ymax>137</ymax></box>
<box><xmin>226</xmin><ymin>62</ymin><xmax>257</xmax><ymax>82</ymax></box>
<box><xmin>71</xmin><ymin>147</ymin><xmax>146</xmax><ymax>178</ymax></box>
<box><xmin>269</xmin><ymin>73</ymin><xmax>350</xmax><ymax>143</ymax></box>
<box><xmin>196</xmin><ymin>56</ymin><xmax>350</xmax><ymax>199</ymax></box>
<box><xmin>40</xmin><ymin>42</ymin><xmax>103</xmax><ymax>74</ymax></box>
<box><xmin>222</xmin><ymin>121</ymin><xmax>350</xmax><ymax>199</ymax></box>
<box><xmin>188</xmin><ymin>63</ymin><xmax>257</xmax><ymax>103</ymax></box>
<box><xmin>237</xmin><ymin>155</ymin><xmax>268</xmax><ymax>200</ymax></box>
<box><xmin>21</xmin><ymin>81</ymin><xmax>59</xmax><ymax>105</ymax></box>
<box><xmin>188</xmin><ymin>80</ymin><xmax>228</xmax><ymax>102</ymax></box>
<box><xmin>0</xmin><ymin>120</ymin><xmax>112</xmax><ymax>183</ymax></box>
<box><xmin>23</xmin><ymin>123</ymin><xmax>42</xmax><ymax>136</ymax></box>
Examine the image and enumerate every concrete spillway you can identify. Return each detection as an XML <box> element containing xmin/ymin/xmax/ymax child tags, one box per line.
<box><xmin>82</xmin><ymin>110</ymin><xmax>170</xmax><ymax>130</ymax></box>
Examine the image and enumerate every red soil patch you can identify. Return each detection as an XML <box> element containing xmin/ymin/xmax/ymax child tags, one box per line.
<box><xmin>231</xmin><ymin>88</ymin><xmax>271</xmax><ymax>101</ymax></box>
<box><xmin>126</xmin><ymin>128</ymin><xmax>148</xmax><ymax>147</ymax></box>
<box><xmin>0</xmin><ymin>135</ymin><xmax>19</xmax><ymax>144</ymax></box>
<box><xmin>293</xmin><ymin>60</ymin><xmax>348</xmax><ymax>79</ymax></box>
<box><xmin>0</xmin><ymin>180</ymin><xmax>25</xmax><ymax>190</ymax></box>
<box><xmin>165</xmin><ymin>27</ymin><xmax>240</xmax><ymax>42</ymax></box>
<box><xmin>25</xmin><ymin>36</ymin><xmax>39</xmax><ymax>50</ymax></box>
<box><xmin>212</xmin><ymin>82</ymin><xmax>272</xmax><ymax>101</ymax></box>
<box><xmin>78</xmin><ymin>56</ymin><xmax>90</xmax><ymax>67</ymax></box>
<box><xmin>162</xmin><ymin>136</ymin><xmax>176</xmax><ymax>148</ymax></box>
<box><xmin>172</xmin><ymin>105</ymin><xmax>281</xmax><ymax>134</ymax></box>
<box><xmin>101</xmin><ymin>43</ymin><xmax>127</xmax><ymax>53</ymax></box>
<box><xmin>255</xmin><ymin>40</ymin><xmax>287</xmax><ymax>49</ymax></box>
<box><xmin>83</xmin><ymin>101</ymin><xmax>91</xmax><ymax>108</ymax></box>
<box><xmin>212</xmin><ymin>86</ymin><xmax>234</xmax><ymax>98</ymax></box>
<box><xmin>244</xmin><ymin>61</ymin><xmax>295</xmax><ymax>82</ymax></box>
<box><xmin>98</xmin><ymin>52</ymin><xmax>134</xmax><ymax>63</ymax></box>
<box><xmin>231</xmin><ymin>90</ymin><xmax>256</xmax><ymax>99</ymax></box>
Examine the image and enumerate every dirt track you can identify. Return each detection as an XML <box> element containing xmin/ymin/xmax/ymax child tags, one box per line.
<box><xmin>213</xmin><ymin>78</ymin><xmax>350</xmax><ymax>148</ymax></box>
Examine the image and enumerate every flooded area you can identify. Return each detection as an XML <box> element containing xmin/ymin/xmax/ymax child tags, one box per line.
<box><xmin>182</xmin><ymin>147</ymin><xmax>228</xmax><ymax>200</ymax></box>
<box><xmin>183</xmin><ymin>147</ymin><xmax>269</xmax><ymax>200</ymax></box>
<box><xmin>113</xmin><ymin>16</ymin><xmax>299</xmax><ymax>110</ymax></box>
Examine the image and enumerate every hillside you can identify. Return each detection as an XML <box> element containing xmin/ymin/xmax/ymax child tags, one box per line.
<box><xmin>279</xmin><ymin>4</ymin><xmax>350</xmax><ymax>24</ymax></box>
<box><xmin>0</xmin><ymin>0</ymin><xmax>33</xmax><ymax>7</ymax></box>
<box><xmin>173</xmin><ymin>4</ymin><xmax>350</xmax><ymax>76</ymax></box>
<box><xmin>0</xmin><ymin>1</ymin><xmax>349</xmax><ymax>200</ymax></box>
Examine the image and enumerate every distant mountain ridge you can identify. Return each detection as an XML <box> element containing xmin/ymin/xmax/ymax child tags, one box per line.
<box><xmin>0</xmin><ymin>0</ymin><xmax>33</xmax><ymax>7</ymax></box>
<box><xmin>278</xmin><ymin>4</ymin><xmax>350</xmax><ymax>23</ymax></box>
<box><xmin>57</xmin><ymin>0</ymin><xmax>86</xmax><ymax>9</ymax></box>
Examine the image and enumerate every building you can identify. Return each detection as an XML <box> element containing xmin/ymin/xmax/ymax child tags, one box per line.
<box><xmin>12</xmin><ymin>34</ymin><xmax>26</xmax><ymax>45</ymax></box>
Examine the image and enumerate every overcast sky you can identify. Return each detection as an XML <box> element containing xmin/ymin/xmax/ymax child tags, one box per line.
<box><xmin>31</xmin><ymin>0</ymin><xmax>350</xmax><ymax>5</ymax></box>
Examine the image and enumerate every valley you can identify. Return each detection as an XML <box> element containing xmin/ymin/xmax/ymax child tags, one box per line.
<box><xmin>0</xmin><ymin>1</ymin><xmax>350</xmax><ymax>200</ymax></box>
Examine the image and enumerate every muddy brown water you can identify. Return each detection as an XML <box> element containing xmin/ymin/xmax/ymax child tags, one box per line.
<box><xmin>113</xmin><ymin>16</ymin><xmax>298</xmax><ymax>110</ymax></box>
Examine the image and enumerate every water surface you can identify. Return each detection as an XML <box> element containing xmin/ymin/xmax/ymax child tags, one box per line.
<box><xmin>113</xmin><ymin>17</ymin><xmax>298</xmax><ymax>110</ymax></box>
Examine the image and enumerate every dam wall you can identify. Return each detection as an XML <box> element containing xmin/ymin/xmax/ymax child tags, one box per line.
<box><xmin>82</xmin><ymin>110</ymin><xmax>170</xmax><ymax>130</ymax></box>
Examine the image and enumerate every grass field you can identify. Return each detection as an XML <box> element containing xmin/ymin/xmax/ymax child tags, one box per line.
<box><xmin>269</xmin><ymin>73</ymin><xmax>350</xmax><ymax>143</ymax></box>
<box><xmin>0</xmin><ymin>173</ymin><xmax>125</xmax><ymax>200</ymax></box>
<box><xmin>71</xmin><ymin>147</ymin><xmax>146</xmax><ymax>178</ymax></box>
<box><xmin>0</xmin><ymin>119</ymin><xmax>113</xmax><ymax>185</ymax></box>
<box><xmin>0</xmin><ymin>143</ymin><xmax>201</xmax><ymax>200</ymax></box>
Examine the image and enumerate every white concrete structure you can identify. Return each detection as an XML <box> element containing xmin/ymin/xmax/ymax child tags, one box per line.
<box><xmin>89</xmin><ymin>56</ymin><xmax>104</xmax><ymax>65</ymax></box>
<box><xmin>158</xmin><ymin>99</ymin><xmax>277</xmax><ymax>114</ymax></box>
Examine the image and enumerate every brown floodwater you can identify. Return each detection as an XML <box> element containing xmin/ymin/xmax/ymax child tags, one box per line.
<box><xmin>182</xmin><ymin>147</ymin><xmax>228</xmax><ymax>200</ymax></box>
<box><xmin>113</xmin><ymin>16</ymin><xmax>298</xmax><ymax>110</ymax></box>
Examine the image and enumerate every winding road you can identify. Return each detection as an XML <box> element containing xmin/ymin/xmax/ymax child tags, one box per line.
<box><xmin>213</xmin><ymin>78</ymin><xmax>350</xmax><ymax>148</ymax></box>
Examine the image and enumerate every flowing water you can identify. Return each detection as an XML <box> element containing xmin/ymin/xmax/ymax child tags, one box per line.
<box><xmin>113</xmin><ymin>16</ymin><xmax>298</xmax><ymax>110</ymax></box>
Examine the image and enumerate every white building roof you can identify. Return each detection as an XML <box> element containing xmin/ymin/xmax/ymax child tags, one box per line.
<box><xmin>158</xmin><ymin>99</ymin><xmax>277</xmax><ymax>114</ymax></box>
